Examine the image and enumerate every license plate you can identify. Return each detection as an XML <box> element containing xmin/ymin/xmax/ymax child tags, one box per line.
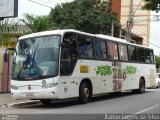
<box><xmin>26</xmin><ymin>92</ymin><xmax>34</xmax><ymax>97</ymax></box>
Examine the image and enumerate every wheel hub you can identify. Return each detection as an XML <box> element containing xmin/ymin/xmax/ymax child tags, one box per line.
<box><xmin>84</xmin><ymin>88</ymin><xmax>89</xmax><ymax>97</ymax></box>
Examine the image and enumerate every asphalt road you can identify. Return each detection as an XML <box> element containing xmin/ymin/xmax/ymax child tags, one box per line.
<box><xmin>0</xmin><ymin>88</ymin><xmax>160</xmax><ymax>120</ymax></box>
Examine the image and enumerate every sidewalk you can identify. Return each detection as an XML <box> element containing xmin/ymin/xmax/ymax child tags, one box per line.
<box><xmin>0</xmin><ymin>93</ymin><xmax>29</xmax><ymax>107</ymax></box>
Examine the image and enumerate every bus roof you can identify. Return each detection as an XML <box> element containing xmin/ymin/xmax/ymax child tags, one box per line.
<box><xmin>19</xmin><ymin>29</ymin><xmax>93</xmax><ymax>40</ymax></box>
<box><xmin>19</xmin><ymin>29</ymin><xmax>151</xmax><ymax>49</ymax></box>
<box><xmin>95</xmin><ymin>34</ymin><xmax>151</xmax><ymax>49</ymax></box>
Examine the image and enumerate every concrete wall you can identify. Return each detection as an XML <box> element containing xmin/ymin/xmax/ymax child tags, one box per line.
<box><xmin>112</xmin><ymin>0</ymin><xmax>121</xmax><ymax>21</ymax></box>
<box><xmin>0</xmin><ymin>54</ymin><xmax>3</xmax><ymax>92</ymax></box>
<box><xmin>0</xmin><ymin>53</ymin><xmax>10</xmax><ymax>93</ymax></box>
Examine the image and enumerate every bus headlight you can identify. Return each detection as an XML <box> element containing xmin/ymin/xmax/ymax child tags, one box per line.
<box><xmin>42</xmin><ymin>83</ymin><xmax>58</xmax><ymax>89</ymax></box>
<box><xmin>11</xmin><ymin>85</ymin><xmax>19</xmax><ymax>90</ymax></box>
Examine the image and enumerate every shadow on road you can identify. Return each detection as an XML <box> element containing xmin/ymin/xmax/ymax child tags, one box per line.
<box><xmin>18</xmin><ymin>90</ymin><xmax>154</xmax><ymax>109</ymax></box>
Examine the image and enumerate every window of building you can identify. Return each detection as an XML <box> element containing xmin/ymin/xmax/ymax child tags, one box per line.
<box><xmin>118</xmin><ymin>44</ymin><xmax>128</xmax><ymax>61</ymax></box>
<box><xmin>93</xmin><ymin>38</ymin><xmax>107</xmax><ymax>59</ymax></box>
<box><xmin>107</xmin><ymin>41</ymin><xmax>118</xmax><ymax>60</ymax></box>
<box><xmin>78</xmin><ymin>35</ymin><xmax>93</xmax><ymax>59</ymax></box>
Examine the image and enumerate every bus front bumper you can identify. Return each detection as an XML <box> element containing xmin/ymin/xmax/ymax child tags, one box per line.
<box><xmin>11</xmin><ymin>88</ymin><xmax>59</xmax><ymax>100</ymax></box>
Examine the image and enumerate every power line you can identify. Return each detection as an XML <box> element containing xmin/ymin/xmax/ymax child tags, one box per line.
<box><xmin>38</xmin><ymin>0</ymin><xmax>60</xmax><ymax>5</ymax></box>
<box><xmin>132</xmin><ymin>0</ymin><xmax>143</xmax><ymax>16</ymax></box>
<box><xmin>137</xmin><ymin>26</ymin><xmax>159</xmax><ymax>39</ymax></box>
<box><xmin>133</xmin><ymin>25</ymin><xmax>160</xmax><ymax>43</ymax></box>
<box><xmin>133</xmin><ymin>28</ymin><xmax>160</xmax><ymax>48</ymax></box>
<box><xmin>133</xmin><ymin>27</ymin><xmax>160</xmax><ymax>43</ymax></box>
<box><xmin>28</xmin><ymin>0</ymin><xmax>53</xmax><ymax>8</ymax></box>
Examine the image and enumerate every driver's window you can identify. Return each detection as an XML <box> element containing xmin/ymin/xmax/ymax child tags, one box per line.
<box><xmin>60</xmin><ymin>32</ymin><xmax>77</xmax><ymax>75</ymax></box>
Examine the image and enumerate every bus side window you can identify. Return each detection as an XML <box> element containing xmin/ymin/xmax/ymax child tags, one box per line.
<box><xmin>60</xmin><ymin>48</ymin><xmax>72</xmax><ymax>75</ymax></box>
<box><xmin>145</xmin><ymin>49</ymin><xmax>151</xmax><ymax>63</ymax></box>
<box><xmin>118</xmin><ymin>44</ymin><xmax>128</xmax><ymax>61</ymax></box>
<box><xmin>78</xmin><ymin>35</ymin><xmax>93</xmax><ymax>59</ymax></box>
<box><xmin>60</xmin><ymin>32</ymin><xmax>77</xmax><ymax>75</ymax></box>
<box><xmin>128</xmin><ymin>45</ymin><xmax>137</xmax><ymax>61</ymax></box>
<box><xmin>137</xmin><ymin>47</ymin><xmax>145</xmax><ymax>62</ymax></box>
<box><xmin>107</xmin><ymin>41</ymin><xmax>118</xmax><ymax>60</ymax></box>
<box><xmin>93</xmin><ymin>38</ymin><xmax>107</xmax><ymax>59</ymax></box>
<box><xmin>150</xmin><ymin>50</ymin><xmax>154</xmax><ymax>63</ymax></box>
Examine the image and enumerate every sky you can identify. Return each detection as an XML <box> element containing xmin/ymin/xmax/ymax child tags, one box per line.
<box><xmin>149</xmin><ymin>11</ymin><xmax>160</xmax><ymax>56</ymax></box>
<box><xmin>18</xmin><ymin>0</ymin><xmax>74</xmax><ymax>18</ymax></box>
<box><xmin>18</xmin><ymin>0</ymin><xmax>160</xmax><ymax>56</ymax></box>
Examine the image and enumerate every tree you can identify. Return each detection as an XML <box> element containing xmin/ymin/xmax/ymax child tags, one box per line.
<box><xmin>21</xmin><ymin>13</ymin><xmax>55</xmax><ymax>33</ymax></box>
<box><xmin>155</xmin><ymin>56</ymin><xmax>160</xmax><ymax>68</ymax></box>
<box><xmin>49</xmin><ymin>0</ymin><xmax>120</xmax><ymax>37</ymax></box>
<box><xmin>0</xmin><ymin>18</ymin><xmax>19</xmax><ymax>47</ymax></box>
<box><xmin>142</xmin><ymin>0</ymin><xmax>160</xmax><ymax>12</ymax></box>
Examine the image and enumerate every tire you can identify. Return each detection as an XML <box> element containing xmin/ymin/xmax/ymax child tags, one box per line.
<box><xmin>157</xmin><ymin>82</ymin><xmax>160</xmax><ymax>88</ymax></box>
<box><xmin>132</xmin><ymin>78</ymin><xmax>145</xmax><ymax>94</ymax></box>
<box><xmin>138</xmin><ymin>78</ymin><xmax>145</xmax><ymax>94</ymax></box>
<box><xmin>78</xmin><ymin>82</ymin><xmax>90</xmax><ymax>104</ymax></box>
<box><xmin>40</xmin><ymin>99</ymin><xmax>52</xmax><ymax>105</ymax></box>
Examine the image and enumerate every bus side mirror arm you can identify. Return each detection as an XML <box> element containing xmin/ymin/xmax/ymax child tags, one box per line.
<box><xmin>4</xmin><ymin>48</ymin><xmax>16</xmax><ymax>62</ymax></box>
<box><xmin>60</xmin><ymin>43</ymin><xmax>65</xmax><ymax>47</ymax></box>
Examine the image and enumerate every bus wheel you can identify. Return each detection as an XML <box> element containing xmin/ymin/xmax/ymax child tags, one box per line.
<box><xmin>157</xmin><ymin>82</ymin><xmax>160</xmax><ymax>88</ymax></box>
<box><xmin>79</xmin><ymin>82</ymin><xmax>90</xmax><ymax>104</ymax></box>
<box><xmin>138</xmin><ymin>78</ymin><xmax>145</xmax><ymax>94</ymax></box>
<box><xmin>40</xmin><ymin>99</ymin><xmax>52</xmax><ymax>105</ymax></box>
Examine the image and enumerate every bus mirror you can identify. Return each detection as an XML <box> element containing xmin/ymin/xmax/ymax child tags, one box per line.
<box><xmin>4</xmin><ymin>53</ymin><xmax>9</xmax><ymax>62</ymax></box>
<box><xmin>4</xmin><ymin>48</ymin><xmax>16</xmax><ymax>62</ymax></box>
<box><xmin>5</xmin><ymin>48</ymin><xmax>16</xmax><ymax>52</ymax></box>
<box><xmin>60</xmin><ymin>43</ymin><xmax>65</xmax><ymax>47</ymax></box>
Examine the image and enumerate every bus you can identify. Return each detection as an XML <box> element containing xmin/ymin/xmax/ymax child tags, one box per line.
<box><xmin>4</xmin><ymin>29</ymin><xmax>156</xmax><ymax>104</ymax></box>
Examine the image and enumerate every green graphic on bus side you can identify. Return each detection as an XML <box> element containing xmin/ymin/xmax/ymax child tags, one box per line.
<box><xmin>95</xmin><ymin>65</ymin><xmax>138</xmax><ymax>76</ymax></box>
<box><xmin>126</xmin><ymin>66</ymin><xmax>138</xmax><ymax>75</ymax></box>
<box><xmin>95</xmin><ymin>65</ymin><xmax>112</xmax><ymax>76</ymax></box>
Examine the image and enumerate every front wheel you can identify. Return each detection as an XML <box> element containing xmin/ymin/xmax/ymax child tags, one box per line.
<box><xmin>40</xmin><ymin>99</ymin><xmax>52</xmax><ymax>105</ymax></box>
<box><xmin>78</xmin><ymin>82</ymin><xmax>90</xmax><ymax>104</ymax></box>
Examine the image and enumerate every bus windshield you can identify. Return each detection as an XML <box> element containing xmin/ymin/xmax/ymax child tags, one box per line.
<box><xmin>11</xmin><ymin>35</ymin><xmax>60</xmax><ymax>80</ymax></box>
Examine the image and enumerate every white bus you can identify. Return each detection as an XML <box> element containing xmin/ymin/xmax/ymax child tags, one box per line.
<box><xmin>5</xmin><ymin>29</ymin><xmax>156</xmax><ymax>104</ymax></box>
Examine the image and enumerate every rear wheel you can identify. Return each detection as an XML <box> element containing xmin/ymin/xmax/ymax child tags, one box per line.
<box><xmin>139</xmin><ymin>78</ymin><xmax>145</xmax><ymax>94</ymax></box>
<box><xmin>132</xmin><ymin>78</ymin><xmax>145</xmax><ymax>94</ymax></box>
<box><xmin>40</xmin><ymin>99</ymin><xmax>52</xmax><ymax>105</ymax></box>
<box><xmin>78</xmin><ymin>82</ymin><xmax>90</xmax><ymax>104</ymax></box>
<box><xmin>157</xmin><ymin>82</ymin><xmax>160</xmax><ymax>88</ymax></box>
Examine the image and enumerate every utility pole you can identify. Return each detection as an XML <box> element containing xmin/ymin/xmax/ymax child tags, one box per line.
<box><xmin>111</xmin><ymin>20</ymin><xmax>114</xmax><ymax>37</ymax></box>
<box><xmin>126</xmin><ymin>0</ymin><xmax>134</xmax><ymax>42</ymax></box>
<box><xmin>0</xmin><ymin>18</ymin><xmax>4</xmax><ymax>46</ymax></box>
<box><xmin>119</xmin><ymin>27</ymin><xmax>122</xmax><ymax>38</ymax></box>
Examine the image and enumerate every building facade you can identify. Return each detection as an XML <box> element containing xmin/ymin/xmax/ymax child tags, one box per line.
<box><xmin>112</xmin><ymin>0</ymin><xmax>150</xmax><ymax>47</ymax></box>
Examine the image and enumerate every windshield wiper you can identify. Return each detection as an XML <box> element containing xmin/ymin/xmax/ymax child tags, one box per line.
<box><xmin>17</xmin><ymin>53</ymin><xmax>30</xmax><ymax>79</ymax></box>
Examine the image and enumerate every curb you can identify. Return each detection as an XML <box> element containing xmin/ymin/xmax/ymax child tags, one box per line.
<box><xmin>3</xmin><ymin>100</ymin><xmax>40</xmax><ymax>108</ymax></box>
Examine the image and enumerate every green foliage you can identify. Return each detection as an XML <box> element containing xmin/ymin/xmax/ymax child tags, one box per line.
<box><xmin>142</xmin><ymin>0</ymin><xmax>160</xmax><ymax>12</ymax></box>
<box><xmin>49</xmin><ymin>0</ymin><xmax>120</xmax><ymax>36</ymax></box>
<box><xmin>155</xmin><ymin>56</ymin><xmax>160</xmax><ymax>68</ymax></box>
<box><xmin>0</xmin><ymin>18</ymin><xmax>19</xmax><ymax>47</ymax></box>
<box><xmin>0</xmin><ymin>18</ymin><xmax>19</xmax><ymax>34</ymax></box>
<box><xmin>21</xmin><ymin>13</ymin><xmax>55</xmax><ymax>33</ymax></box>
